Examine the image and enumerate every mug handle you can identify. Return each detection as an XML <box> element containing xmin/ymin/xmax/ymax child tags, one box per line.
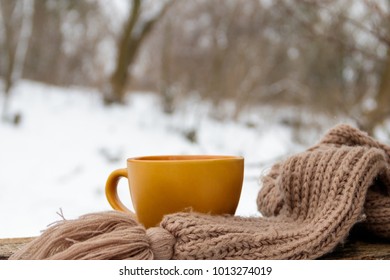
<box><xmin>105</xmin><ymin>168</ymin><xmax>136</xmax><ymax>218</ymax></box>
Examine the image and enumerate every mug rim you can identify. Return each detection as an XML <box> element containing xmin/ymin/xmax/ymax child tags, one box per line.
<box><xmin>127</xmin><ymin>155</ymin><xmax>244</xmax><ymax>162</ymax></box>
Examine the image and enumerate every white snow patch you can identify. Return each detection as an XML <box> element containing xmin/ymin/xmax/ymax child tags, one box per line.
<box><xmin>0</xmin><ymin>81</ymin><xmax>298</xmax><ymax>237</ymax></box>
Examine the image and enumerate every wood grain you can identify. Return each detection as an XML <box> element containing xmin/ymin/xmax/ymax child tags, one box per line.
<box><xmin>0</xmin><ymin>237</ymin><xmax>35</xmax><ymax>260</ymax></box>
<box><xmin>320</xmin><ymin>230</ymin><xmax>390</xmax><ymax>260</ymax></box>
<box><xmin>321</xmin><ymin>240</ymin><xmax>390</xmax><ymax>260</ymax></box>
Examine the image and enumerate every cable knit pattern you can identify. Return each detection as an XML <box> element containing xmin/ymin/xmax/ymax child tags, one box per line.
<box><xmin>10</xmin><ymin>124</ymin><xmax>390</xmax><ymax>260</ymax></box>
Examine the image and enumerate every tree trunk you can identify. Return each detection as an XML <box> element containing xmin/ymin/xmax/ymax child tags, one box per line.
<box><xmin>0</xmin><ymin>0</ymin><xmax>34</xmax><ymax>124</ymax></box>
<box><xmin>104</xmin><ymin>0</ymin><xmax>174</xmax><ymax>105</ymax></box>
<box><xmin>362</xmin><ymin>48</ymin><xmax>390</xmax><ymax>135</ymax></box>
<box><xmin>103</xmin><ymin>0</ymin><xmax>141</xmax><ymax>105</ymax></box>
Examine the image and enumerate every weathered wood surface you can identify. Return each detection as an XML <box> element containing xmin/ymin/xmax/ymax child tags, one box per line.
<box><xmin>320</xmin><ymin>230</ymin><xmax>390</xmax><ymax>260</ymax></box>
<box><xmin>321</xmin><ymin>240</ymin><xmax>390</xmax><ymax>260</ymax></box>
<box><xmin>0</xmin><ymin>237</ymin><xmax>35</xmax><ymax>260</ymax></box>
<box><xmin>1</xmin><ymin>235</ymin><xmax>390</xmax><ymax>260</ymax></box>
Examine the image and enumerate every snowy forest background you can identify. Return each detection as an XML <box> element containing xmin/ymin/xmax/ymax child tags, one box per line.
<box><xmin>1</xmin><ymin>0</ymin><xmax>390</xmax><ymax>237</ymax></box>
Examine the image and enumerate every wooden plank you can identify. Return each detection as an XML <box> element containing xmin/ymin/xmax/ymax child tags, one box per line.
<box><xmin>0</xmin><ymin>237</ymin><xmax>35</xmax><ymax>260</ymax></box>
<box><xmin>321</xmin><ymin>240</ymin><xmax>390</xmax><ymax>260</ymax></box>
<box><xmin>1</xmin><ymin>235</ymin><xmax>390</xmax><ymax>260</ymax></box>
<box><xmin>320</xmin><ymin>230</ymin><xmax>390</xmax><ymax>260</ymax></box>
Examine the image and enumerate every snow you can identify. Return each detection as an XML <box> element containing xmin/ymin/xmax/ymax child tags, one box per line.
<box><xmin>0</xmin><ymin>80</ymin><xmax>300</xmax><ymax>238</ymax></box>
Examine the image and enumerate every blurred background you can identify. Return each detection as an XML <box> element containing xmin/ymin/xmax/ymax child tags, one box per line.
<box><xmin>0</xmin><ymin>0</ymin><xmax>389</xmax><ymax>237</ymax></box>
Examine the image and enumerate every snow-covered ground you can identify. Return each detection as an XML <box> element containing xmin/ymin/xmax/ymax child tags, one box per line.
<box><xmin>0</xmin><ymin>81</ymin><xmax>303</xmax><ymax>238</ymax></box>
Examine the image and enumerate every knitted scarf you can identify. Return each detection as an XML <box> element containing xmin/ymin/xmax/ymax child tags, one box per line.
<box><xmin>10</xmin><ymin>124</ymin><xmax>390</xmax><ymax>260</ymax></box>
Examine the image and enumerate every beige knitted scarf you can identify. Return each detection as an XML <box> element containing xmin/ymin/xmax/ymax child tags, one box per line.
<box><xmin>10</xmin><ymin>124</ymin><xmax>390</xmax><ymax>260</ymax></box>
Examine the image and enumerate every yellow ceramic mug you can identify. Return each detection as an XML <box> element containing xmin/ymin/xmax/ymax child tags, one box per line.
<box><xmin>105</xmin><ymin>155</ymin><xmax>244</xmax><ymax>228</ymax></box>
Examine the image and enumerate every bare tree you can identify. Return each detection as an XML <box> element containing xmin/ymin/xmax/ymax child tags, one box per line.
<box><xmin>142</xmin><ymin>0</ymin><xmax>277</xmax><ymax>117</ymax></box>
<box><xmin>360</xmin><ymin>1</ymin><xmax>390</xmax><ymax>134</ymax></box>
<box><xmin>22</xmin><ymin>1</ymin><xmax>114</xmax><ymax>88</ymax></box>
<box><xmin>103</xmin><ymin>0</ymin><xmax>175</xmax><ymax>105</ymax></box>
<box><xmin>0</xmin><ymin>0</ymin><xmax>34</xmax><ymax>124</ymax></box>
